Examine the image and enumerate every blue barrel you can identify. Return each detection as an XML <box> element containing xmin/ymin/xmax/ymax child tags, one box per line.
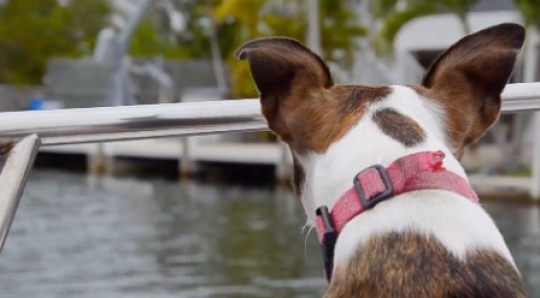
<box><xmin>29</xmin><ymin>99</ymin><xmax>44</xmax><ymax>111</ymax></box>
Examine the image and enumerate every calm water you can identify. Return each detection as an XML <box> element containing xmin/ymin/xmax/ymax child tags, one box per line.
<box><xmin>1</xmin><ymin>170</ymin><xmax>540</xmax><ymax>297</ymax></box>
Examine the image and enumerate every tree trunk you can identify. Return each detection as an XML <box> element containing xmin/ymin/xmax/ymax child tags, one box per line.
<box><xmin>457</xmin><ymin>12</ymin><xmax>471</xmax><ymax>35</ymax></box>
<box><xmin>306</xmin><ymin>0</ymin><xmax>322</xmax><ymax>55</ymax></box>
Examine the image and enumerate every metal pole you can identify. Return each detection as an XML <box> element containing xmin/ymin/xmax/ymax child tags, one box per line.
<box><xmin>108</xmin><ymin>0</ymin><xmax>154</xmax><ymax>106</ymax></box>
<box><xmin>0</xmin><ymin>134</ymin><xmax>40</xmax><ymax>253</ymax></box>
<box><xmin>306</xmin><ymin>0</ymin><xmax>322</xmax><ymax>55</ymax></box>
<box><xmin>0</xmin><ymin>83</ymin><xmax>537</xmax><ymax>146</ymax></box>
<box><xmin>206</xmin><ymin>2</ymin><xmax>228</xmax><ymax>94</ymax></box>
<box><xmin>0</xmin><ymin>99</ymin><xmax>266</xmax><ymax>146</ymax></box>
<box><xmin>524</xmin><ymin>27</ymin><xmax>540</xmax><ymax>200</ymax></box>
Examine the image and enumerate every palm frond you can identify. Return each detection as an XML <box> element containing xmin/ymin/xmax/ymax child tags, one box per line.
<box><xmin>371</xmin><ymin>0</ymin><xmax>400</xmax><ymax>18</ymax></box>
<box><xmin>374</xmin><ymin>5</ymin><xmax>438</xmax><ymax>55</ymax></box>
<box><xmin>515</xmin><ymin>0</ymin><xmax>540</xmax><ymax>28</ymax></box>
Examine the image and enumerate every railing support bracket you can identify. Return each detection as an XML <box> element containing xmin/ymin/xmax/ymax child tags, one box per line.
<box><xmin>0</xmin><ymin>134</ymin><xmax>41</xmax><ymax>253</ymax></box>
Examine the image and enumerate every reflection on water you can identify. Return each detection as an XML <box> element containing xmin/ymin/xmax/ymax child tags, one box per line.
<box><xmin>0</xmin><ymin>170</ymin><xmax>540</xmax><ymax>297</ymax></box>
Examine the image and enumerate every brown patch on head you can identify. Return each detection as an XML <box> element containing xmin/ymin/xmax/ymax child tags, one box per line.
<box><xmin>325</xmin><ymin>232</ymin><xmax>526</xmax><ymax>298</ymax></box>
<box><xmin>235</xmin><ymin>37</ymin><xmax>391</xmax><ymax>154</ymax></box>
<box><xmin>413</xmin><ymin>23</ymin><xmax>525</xmax><ymax>159</ymax></box>
<box><xmin>372</xmin><ymin>108</ymin><xmax>425</xmax><ymax>147</ymax></box>
<box><xmin>285</xmin><ymin>85</ymin><xmax>391</xmax><ymax>154</ymax></box>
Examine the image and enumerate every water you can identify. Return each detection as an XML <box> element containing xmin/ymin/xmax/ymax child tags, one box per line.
<box><xmin>1</xmin><ymin>170</ymin><xmax>540</xmax><ymax>297</ymax></box>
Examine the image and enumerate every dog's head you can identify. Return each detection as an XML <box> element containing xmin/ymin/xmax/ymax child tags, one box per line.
<box><xmin>236</xmin><ymin>23</ymin><xmax>525</xmax><ymax>219</ymax></box>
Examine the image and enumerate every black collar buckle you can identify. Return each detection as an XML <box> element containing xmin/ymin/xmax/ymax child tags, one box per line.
<box><xmin>315</xmin><ymin>206</ymin><xmax>337</xmax><ymax>281</ymax></box>
<box><xmin>353</xmin><ymin>164</ymin><xmax>394</xmax><ymax>210</ymax></box>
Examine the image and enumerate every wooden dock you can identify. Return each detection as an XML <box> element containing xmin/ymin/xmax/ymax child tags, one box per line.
<box><xmin>38</xmin><ymin>139</ymin><xmax>293</xmax><ymax>182</ymax></box>
<box><xmin>39</xmin><ymin>140</ymin><xmax>510</xmax><ymax>167</ymax></box>
<box><xmin>37</xmin><ymin>139</ymin><xmax>536</xmax><ymax>198</ymax></box>
<box><xmin>40</xmin><ymin>139</ymin><xmax>286</xmax><ymax>164</ymax></box>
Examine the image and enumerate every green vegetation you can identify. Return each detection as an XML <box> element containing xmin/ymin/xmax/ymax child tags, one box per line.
<box><xmin>130</xmin><ymin>0</ymin><xmax>216</xmax><ymax>59</ymax></box>
<box><xmin>129</xmin><ymin>20</ymin><xmax>194</xmax><ymax>58</ymax></box>
<box><xmin>2</xmin><ymin>0</ymin><xmax>539</xmax><ymax>92</ymax></box>
<box><xmin>0</xmin><ymin>0</ymin><xmax>366</xmax><ymax>97</ymax></box>
<box><xmin>511</xmin><ymin>169</ymin><xmax>532</xmax><ymax>177</ymax></box>
<box><xmin>372</xmin><ymin>0</ymin><xmax>540</xmax><ymax>55</ymax></box>
<box><xmin>515</xmin><ymin>0</ymin><xmax>540</xmax><ymax>28</ymax></box>
<box><xmin>212</xmin><ymin>0</ymin><xmax>366</xmax><ymax>98</ymax></box>
<box><xmin>0</xmin><ymin>0</ymin><xmax>112</xmax><ymax>85</ymax></box>
<box><xmin>372</xmin><ymin>0</ymin><xmax>479</xmax><ymax>55</ymax></box>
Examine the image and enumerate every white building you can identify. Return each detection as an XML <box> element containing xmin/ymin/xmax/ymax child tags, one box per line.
<box><xmin>353</xmin><ymin>0</ymin><xmax>537</xmax><ymax>85</ymax></box>
<box><xmin>397</xmin><ymin>0</ymin><xmax>529</xmax><ymax>79</ymax></box>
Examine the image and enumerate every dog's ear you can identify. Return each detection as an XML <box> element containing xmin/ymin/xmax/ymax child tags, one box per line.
<box><xmin>421</xmin><ymin>23</ymin><xmax>525</xmax><ymax>156</ymax></box>
<box><xmin>235</xmin><ymin>37</ymin><xmax>334</xmax><ymax>143</ymax></box>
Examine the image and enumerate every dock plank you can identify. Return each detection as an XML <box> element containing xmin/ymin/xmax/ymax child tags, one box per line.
<box><xmin>39</xmin><ymin>139</ymin><xmax>286</xmax><ymax>164</ymax></box>
<box><xmin>39</xmin><ymin>140</ymin><xmax>534</xmax><ymax>197</ymax></box>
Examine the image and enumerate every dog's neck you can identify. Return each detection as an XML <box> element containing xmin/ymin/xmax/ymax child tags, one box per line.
<box><xmin>297</xmin><ymin>86</ymin><xmax>468</xmax><ymax>224</ymax></box>
<box><xmin>298</xmin><ymin>85</ymin><xmax>493</xmax><ymax>265</ymax></box>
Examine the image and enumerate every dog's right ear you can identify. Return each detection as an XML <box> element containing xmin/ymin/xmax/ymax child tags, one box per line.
<box><xmin>235</xmin><ymin>37</ymin><xmax>334</xmax><ymax>143</ymax></box>
<box><xmin>420</xmin><ymin>23</ymin><xmax>525</xmax><ymax>158</ymax></box>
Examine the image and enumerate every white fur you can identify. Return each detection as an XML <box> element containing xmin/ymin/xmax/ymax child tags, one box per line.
<box><xmin>297</xmin><ymin>85</ymin><xmax>516</xmax><ymax>269</ymax></box>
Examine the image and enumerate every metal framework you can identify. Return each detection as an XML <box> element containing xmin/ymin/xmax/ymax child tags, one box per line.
<box><xmin>0</xmin><ymin>82</ymin><xmax>538</xmax><ymax>253</ymax></box>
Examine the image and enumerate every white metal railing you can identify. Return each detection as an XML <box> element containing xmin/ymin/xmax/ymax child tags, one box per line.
<box><xmin>0</xmin><ymin>82</ymin><xmax>538</xmax><ymax>146</ymax></box>
<box><xmin>0</xmin><ymin>99</ymin><xmax>265</xmax><ymax>146</ymax></box>
<box><xmin>0</xmin><ymin>81</ymin><xmax>538</xmax><ymax>254</ymax></box>
<box><xmin>0</xmin><ymin>135</ymin><xmax>39</xmax><ymax>250</ymax></box>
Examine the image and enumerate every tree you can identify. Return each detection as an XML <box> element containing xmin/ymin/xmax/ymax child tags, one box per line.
<box><xmin>134</xmin><ymin>0</ymin><xmax>235</xmax><ymax>61</ymax></box>
<box><xmin>64</xmin><ymin>0</ymin><xmax>112</xmax><ymax>52</ymax></box>
<box><xmin>132</xmin><ymin>0</ymin><xmax>216</xmax><ymax>59</ymax></box>
<box><xmin>213</xmin><ymin>0</ymin><xmax>366</xmax><ymax>98</ymax></box>
<box><xmin>0</xmin><ymin>0</ymin><xmax>113</xmax><ymax>85</ymax></box>
<box><xmin>373</xmin><ymin>0</ymin><xmax>478</xmax><ymax>55</ymax></box>
<box><xmin>127</xmin><ymin>0</ymin><xmax>367</xmax><ymax>98</ymax></box>
<box><xmin>129</xmin><ymin>19</ymin><xmax>195</xmax><ymax>59</ymax></box>
<box><xmin>515</xmin><ymin>0</ymin><xmax>540</xmax><ymax>28</ymax></box>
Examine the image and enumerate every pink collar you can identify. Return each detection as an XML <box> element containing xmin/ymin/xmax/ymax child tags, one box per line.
<box><xmin>314</xmin><ymin>151</ymin><xmax>478</xmax><ymax>281</ymax></box>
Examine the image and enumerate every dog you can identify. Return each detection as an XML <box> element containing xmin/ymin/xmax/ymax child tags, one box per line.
<box><xmin>235</xmin><ymin>23</ymin><xmax>527</xmax><ymax>297</ymax></box>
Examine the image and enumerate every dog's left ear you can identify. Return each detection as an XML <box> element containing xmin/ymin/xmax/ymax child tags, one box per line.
<box><xmin>235</xmin><ymin>37</ymin><xmax>334</xmax><ymax>143</ymax></box>
<box><xmin>421</xmin><ymin>23</ymin><xmax>525</xmax><ymax>156</ymax></box>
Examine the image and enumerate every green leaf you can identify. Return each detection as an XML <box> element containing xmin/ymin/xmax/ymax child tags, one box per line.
<box><xmin>515</xmin><ymin>0</ymin><xmax>540</xmax><ymax>28</ymax></box>
<box><xmin>374</xmin><ymin>5</ymin><xmax>438</xmax><ymax>55</ymax></box>
<box><xmin>372</xmin><ymin>0</ymin><xmax>480</xmax><ymax>56</ymax></box>
<box><xmin>372</xmin><ymin>0</ymin><xmax>400</xmax><ymax>18</ymax></box>
<box><xmin>214</xmin><ymin>0</ymin><xmax>367</xmax><ymax>98</ymax></box>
